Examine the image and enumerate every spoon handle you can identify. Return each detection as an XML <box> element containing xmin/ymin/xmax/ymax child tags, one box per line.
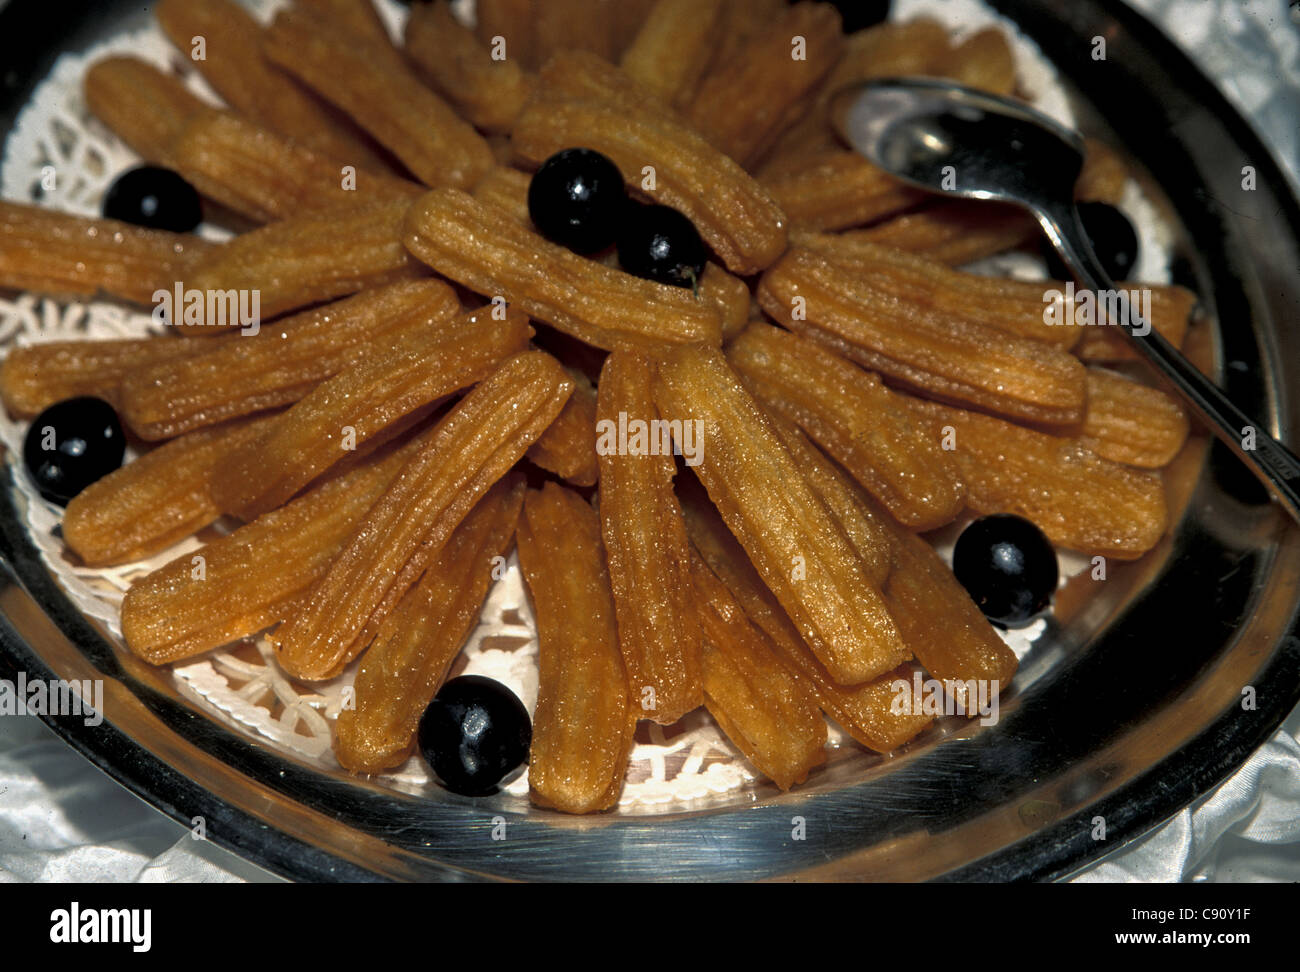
<box><xmin>1037</xmin><ymin>202</ymin><xmax>1300</xmax><ymax>522</ymax></box>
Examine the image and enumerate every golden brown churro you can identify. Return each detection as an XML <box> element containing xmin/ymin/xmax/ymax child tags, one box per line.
<box><xmin>119</xmin><ymin>280</ymin><xmax>460</xmax><ymax>440</ymax></box>
<box><xmin>121</xmin><ymin>437</ymin><xmax>419</xmax><ymax>665</ymax></box>
<box><xmin>402</xmin><ymin>188</ymin><xmax>722</xmax><ymax>351</ymax></box>
<box><xmin>154</xmin><ymin>0</ymin><xmax>390</xmax><ymax>171</ymax></box>
<box><xmin>526</xmin><ymin>367</ymin><xmax>600</xmax><ymax>486</ymax></box>
<box><xmin>0</xmin><ymin>201</ymin><xmax>214</xmax><ymax>306</ymax></box>
<box><xmin>1079</xmin><ymin>369</ymin><xmax>1190</xmax><ymax>468</ymax></box>
<box><xmin>518</xmin><ymin>482</ymin><xmax>634</xmax><ymax>814</ymax></box>
<box><xmin>516</xmin><ymin>53</ymin><xmax>789</xmax><ymax>274</ymax></box>
<box><xmin>264</xmin><ymin>4</ymin><xmax>494</xmax><ymax>188</ymax></box>
<box><xmin>904</xmin><ymin>395</ymin><xmax>1169</xmax><ymax>558</ymax></box>
<box><xmin>760</xmin><ymin>414</ymin><xmax>894</xmax><ymax>587</ymax></box>
<box><xmin>534</xmin><ymin>0</ymin><xmax>618</xmax><ymax>62</ymax></box>
<box><xmin>689</xmin><ymin>3</ymin><xmax>842</xmax><ymax>166</ymax></box>
<box><xmin>729</xmin><ymin>322</ymin><xmax>966</xmax><ymax>530</ymax></box>
<box><xmin>272</xmin><ymin>352</ymin><xmax>573</xmax><ymax>681</ymax></box>
<box><xmin>760</xmin><ymin>247</ymin><xmax>1088</xmax><ymax>426</ymax></box>
<box><xmin>654</xmin><ymin>344</ymin><xmax>906</xmax><ymax>685</ymax></box>
<box><xmin>335</xmin><ymin>475</ymin><xmax>525</xmax><ymax>774</ymax></box>
<box><xmin>691</xmin><ymin>553</ymin><xmax>827</xmax><ymax>790</ymax></box>
<box><xmin>186</xmin><ymin>196</ymin><xmax>425</xmax><ymax>320</ymax></box>
<box><xmin>475</xmin><ymin>0</ymin><xmax>539</xmax><ymax>70</ymax></box>
<box><xmin>619</xmin><ymin>0</ymin><xmax>727</xmax><ymax>109</ymax></box>
<box><xmin>763</xmin><ymin>151</ymin><xmax>929</xmax><ymax>233</ymax></box>
<box><xmin>211</xmin><ymin>307</ymin><xmax>532</xmax><ymax>520</ymax></box>
<box><xmin>63</xmin><ymin>413</ymin><xmax>278</xmax><ymax>566</ymax></box>
<box><xmin>597</xmin><ymin>352</ymin><xmax>703</xmax><ymax>724</ymax></box>
<box><xmin>681</xmin><ymin>484</ymin><xmax>932</xmax><ymax>753</ymax></box>
<box><xmin>404</xmin><ymin>1</ymin><xmax>534</xmax><ymax>134</ymax></box>
<box><xmin>83</xmin><ymin>57</ymin><xmax>208</xmax><ymax>164</ymax></box>
<box><xmin>0</xmin><ymin>336</ymin><xmax>212</xmax><ymax>418</ymax></box>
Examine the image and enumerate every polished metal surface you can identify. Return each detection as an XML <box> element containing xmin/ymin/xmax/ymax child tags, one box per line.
<box><xmin>1</xmin><ymin>0</ymin><xmax>1299</xmax><ymax>882</ymax></box>
<box><xmin>836</xmin><ymin>76</ymin><xmax>1300</xmax><ymax>523</ymax></box>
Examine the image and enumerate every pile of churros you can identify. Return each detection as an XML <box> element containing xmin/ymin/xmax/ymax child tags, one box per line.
<box><xmin>0</xmin><ymin>0</ymin><xmax>1196</xmax><ymax>813</ymax></box>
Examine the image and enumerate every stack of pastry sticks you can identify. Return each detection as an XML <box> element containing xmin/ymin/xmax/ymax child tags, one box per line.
<box><xmin>0</xmin><ymin>0</ymin><xmax>1198</xmax><ymax>813</ymax></box>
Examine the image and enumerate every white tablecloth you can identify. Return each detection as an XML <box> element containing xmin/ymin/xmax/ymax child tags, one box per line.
<box><xmin>1</xmin><ymin>0</ymin><xmax>1298</xmax><ymax>884</ymax></box>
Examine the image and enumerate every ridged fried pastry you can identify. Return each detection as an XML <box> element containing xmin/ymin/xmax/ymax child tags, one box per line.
<box><xmin>653</xmin><ymin>344</ymin><xmax>904</xmax><ymax>685</ymax></box>
<box><xmin>335</xmin><ymin>474</ymin><xmax>525</xmax><ymax>773</ymax></box>
<box><xmin>518</xmin><ymin>482</ymin><xmax>634</xmax><ymax>813</ymax></box>
<box><xmin>596</xmin><ymin>352</ymin><xmax>703</xmax><ymax>724</ymax></box>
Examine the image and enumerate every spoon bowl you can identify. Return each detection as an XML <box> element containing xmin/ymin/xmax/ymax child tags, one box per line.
<box><xmin>832</xmin><ymin>78</ymin><xmax>1086</xmax><ymax>211</ymax></box>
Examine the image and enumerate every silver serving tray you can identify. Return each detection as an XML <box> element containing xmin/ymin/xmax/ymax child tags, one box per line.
<box><xmin>1</xmin><ymin>0</ymin><xmax>1298</xmax><ymax>881</ymax></box>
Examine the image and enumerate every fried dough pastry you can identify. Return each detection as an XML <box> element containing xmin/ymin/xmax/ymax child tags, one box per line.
<box><xmin>760</xmin><ymin>413</ymin><xmax>893</xmax><ymax>587</ymax></box>
<box><xmin>464</xmin><ymin>165</ymin><xmax>749</xmax><ymax>338</ymax></box>
<box><xmin>475</xmin><ymin>0</ymin><xmax>538</xmax><ymax>71</ymax></box>
<box><xmin>514</xmin><ymin>93</ymin><xmax>792</xmax><ymax>274</ymax></box>
<box><xmin>698</xmin><ymin>264</ymin><xmax>751</xmax><ymax>342</ymax></box>
<box><xmin>759</xmin><ymin>247</ymin><xmax>1088</xmax><ymax>426</ymax></box>
<box><xmin>797</xmin><ymin>234</ymin><xmax>1192</xmax><ymax>355</ymax></box>
<box><xmin>619</xmin><ymin>0</ymin><xmax>727</xmax><ymax>109</ymax></box>
<box><xmin>526</xmin><ymin>366</ymin><xmax>599</xmax><ymax>486</ymax></box>
<box><xmin>653</xmin><ymin>345</ymin><xmax>905</xmax><ymax>685</ymax></box>
<box><xmin>761</xmin><ymin>18</ymin><xmax>952</xmax><ymax>170</ymax></box>
<box><xmin>518</xmin><ymin>482</ymin><xmax>634</xmax><ymax>814</ymax></box>
<box><xmin>154</xmin><ymin>0</ymin><xmax>390</xmax><ymax>171</ymax></box>
<box><xmin>264</xmin><ymin>4</ymin><xmax>494</xmax><ymax>188</ymax></box>
<box><xmin>535</xmin><ymin>0</ymin><xmax>618</xmax><ymax>62</ymax></box>
<box><xmin>120</xmin><ymin>279</ymin><xmax>460</xmax><ymax>440</ymax></box>
<box><xmin>729</xmin><ymin>322</ymin><xmax>965</xmax><ymax>530</ymax></box>
<box><xmin>904</xmin><ymin>396</ymin><xmax>1169</xmax><ymax>558</ymax></box>
<box><xmin>762</xmin><ymin>151</ymin><xmax>929</xmax><ymax>233</ymax></box>
<box><xmin>335</xmin><ymin>474</ymin><xmax>525</xmax><ymax>774</ymax></box>
<box><xmin>402</xmin><ymin>188</ymin><xmax>722</xmax><ymax>351</ymax></box>
<box><xmin>83</xmin><ymin>57</ymin><xmax>208</xmax><ymax>164</ymax></box>
<box><xmin>122</xmin><ymin>437</ymin><xmax>418</xmax><ymax>665</ymax></box>
<box><xmin>517</xmin><ymin>54</ymin><xmax>789</xmax><ymax>274</ymax></box>
<box><xmin>272</xmin><ymin>352</ymin><xmax>573</xmax><ymax>681</ymax></box>
<box><xmin>186</xmin><ymin>196</ymin><xmax>425</xmax><ymax>321</ymax></box>
<box><xmin>0</xmin><ymin>201</ymin><xmax>215</xmax><ymax>306</ymax></box>
<box><xmin>691</xmin><ymin>554</ymin><xmax>826</xmax><ymax>789</ymax></box>
<box><xmin>611</xmin><ymin>0</ymin><xmax>659</xmax><ymax>55</ymax></box>
<box><xmin>709</xmin><ymin>0</ymin><xmax>788</xmax><ymax>78</ymax></box>
<box><xmin>88</xmin><ymin>56</ymin><xmax>412</xmax><ymax>222</ymax></box>
<box><xmin>851</xmin><ymin>200</ymin><xmax>1040</xmax><ymax>266</ymax></box>
<box><xmin>828</xmin><ymin>17</ymin><xmax>951</xmax><ymax>89</ymax></box>
<box><xmin>1076</xmin><ymin>138</ymin><xmax>1130</xmax><ymax>207</ymax></box>
<box><xmin>470</xmin><ymin>165</ymin><xmax>534</xmax><ymax>223</ymax></box>
<box><xmin>1080</xmin><ymin>369</ymin><xmax>1190</xmax><ymax>468</ymax></box>
<box><xmin>1073</xmin><ymin>288</ymin><xmax>1197</xmax><ymax>360</ymax></box>
<box><xmin>946</xmin><ymin>27</ymin><xmax>1018</xmax><ymax>95</ymax></box>
<box><xmin>789</xmin><ymin>233</ymin><xmax>1076</xmax><ymax>349</ymax></box>
<box><xmin>297</xmin><ymin>0</ymin><xmax>398</xmax><ymax>54</ymax></box>
<box><xmin>754</xmin><ymin>433</ymin><xmax>1016</xmax><ymax>706</ymax></box>
<box><xmin>686</xmin><ymin>3</ymin><xmax>843</xmax><ymax>167</ymax></box>
<box><xmin>526</xmin><ymin>47</ymin><xmax>675</xmax><ymax>114</ymax></box>
<box><xmin>596</xmin><ymin>352</ymin><xmax>702</xmax><ymax>724</ymax></box>
<box><xmin>0</xmin><ymin>336</ymin><xmax>212</xmax><ymax>418</ymax></box>
<box><xmin>873</xmin><ymin>512</ymin><xmax>1020</xmax><ymax>713</ymax></box>
<box><xmin>212</xmin><ymin>307</ymin><xmax>532</xmax><ymax>519</ymax></box>
<box><xmin>681</xmin><ymin>485</ymin><xmax>932</xmax><ymax>753</ymax></box>
<box><xmin>404</xmin><ymin>1</ymin><xmax>534</xmax><ymax>134</ymax></box>
<box><xmin>167</xmin><ymin>111</ymin><xmax>419</xmax><ymax>222</ymax></box>
<box><xmin>63</xmin><ymin>412</ymin><xmax>278</xmax><ymax>567</ymax></box>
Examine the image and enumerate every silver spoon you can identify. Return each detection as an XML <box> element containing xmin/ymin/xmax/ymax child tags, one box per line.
<box><xmin>832</xmin><ymin>77</ymin><xmax>1300</xmax><ymax>523</ymax></box>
